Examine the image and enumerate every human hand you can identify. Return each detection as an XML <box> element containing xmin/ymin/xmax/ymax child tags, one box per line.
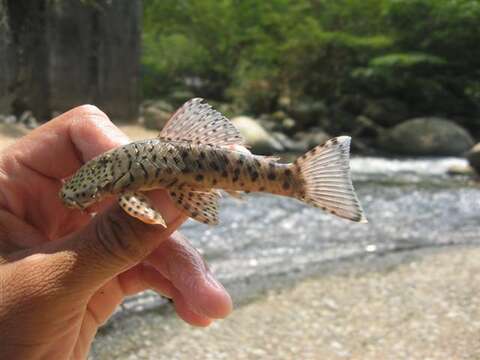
<box><xmin>0</xmin><ymin>105</ymin><xmax>232</xmax><ymax>359</ymax></box>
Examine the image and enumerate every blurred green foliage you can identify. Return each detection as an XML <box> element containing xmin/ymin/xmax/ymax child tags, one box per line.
<box><xmin>143</xmin><ymin>0</ymin><xmax>480</xmax><ymax>126</ymax></box>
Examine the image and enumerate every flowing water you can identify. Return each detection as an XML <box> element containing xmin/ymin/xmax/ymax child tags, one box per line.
<box><xmin>117</xmin><ymin>156</ymin><xmax>480</xmax><ymax>314</ymax></box>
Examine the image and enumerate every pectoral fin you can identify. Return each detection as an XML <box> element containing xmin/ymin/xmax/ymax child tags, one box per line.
<box><xmin>118</xmin><ymin>192</ymin><xmax>167</xmax><ymax>227</ymax></box>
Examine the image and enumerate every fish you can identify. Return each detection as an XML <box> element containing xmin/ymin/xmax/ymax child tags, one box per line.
<box><xmin>60</xmin><ymin>98</ymin><xmax>367</xmax><ymax>226</ymax></box>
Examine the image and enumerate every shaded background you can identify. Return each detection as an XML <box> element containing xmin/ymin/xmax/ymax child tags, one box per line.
<box><xmin>1</xmin><ymin>0</ymin><xmax>480</xmax><ymax>157</ymax></box>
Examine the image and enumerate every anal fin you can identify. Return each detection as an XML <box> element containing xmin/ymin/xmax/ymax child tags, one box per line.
<box><xmin>169</xmin><ymin>189</ymin><xmax>220</xmax><ymax>225</ymax></box>
<box><xmin>119</xmin><ymin>192</ymin><xmax>167</xmax><ymax>227</ymax></box>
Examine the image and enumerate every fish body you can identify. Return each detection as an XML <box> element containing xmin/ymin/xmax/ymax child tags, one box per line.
<box><xmin>60</xmin><ymin>98</ymin><xmax>367</xmax><ymax>225</ymax></box>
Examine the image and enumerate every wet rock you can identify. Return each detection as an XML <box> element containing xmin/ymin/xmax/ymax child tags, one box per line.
<box><xmin>363</xmin><ymin>98</ymin><xmax>409</xmax><ymax>127</ymax></box>
<box><xmin>141</xmin><ymin>100</ymin><xmax>174</xmax><ymax>130</ymax></box>
<box><xmin>379</xmin><ymin>117</ymin><xmax>474</xmax><ymax>156</ymax></box>
<box><xmin>231</xmin><ymin>116</ymin><xmax>284</xmax><ymax>154</ymax></box>
<box><xmin>446</xmin><ymin>163</ymin><xmax>474</xmax><ymax>176</ymax></box>
<box><xmin>466</xmin><ymin>143</ymin><xmax>480</xmax><ymax>175</ymax></box>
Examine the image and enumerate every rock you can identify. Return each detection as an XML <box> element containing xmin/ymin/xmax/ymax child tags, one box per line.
<box><xmin>231</xmin><ymin>116</ymin><xmax>284</xmax><ymax>154</ymax></box>
<box><xmin>1</xmin><ymin>114</ymin><xmax>16</xmax><ymax>124</ymax></box>
<box><xmin>143</xmin><ymin>108</ymin><xmax>172</xmax><ymax>130</ymax></box>
<box><xmin>379</xmin><ymin>117</ymin><xmax>474</xmax><ymax>156</ymax></box>
<box><xmin>446</xmin><ymin>164</ymin><xmax>474</xmax><ymax>176</ymax></box>
<box><xmin>271</xmin><ymin>132</ymin><xmax>306</xmax><ymax>152</ymax></box>
<box><xmin>259</xmin><ymin>112</ymin><xmax>296</xmax><ymax>134</ymax></box>
<box><xmin>363</xmin><ymin>98</ymin><xmax>409</xmax><ymax>127</ymax></box>
<box><xmin>271</xmin><ymin>110</ymin><xmax>288</xmax><ymax>122</ymax></box>
<box><xmin>141</xmin><ymin>100</ymin><xmax>174</xmax><ymax>130</ymax></box>
<box><xmin>351</xmin><ymin>115</ymin><xmax>384</xmax><ymax>138</ymax></box>
<box><xmin>19</xmin><ymin>110</ymin><xmax>38</xmax><ymax>129</ymax></box>
<box><xmin>257</xmin><ymin>115</ymin><xmax>277</xmax><ymax>132</ymax></box>
<box><xmin>294</xmin><ymin>128</ymin><xmax>330</xmax><ymax>150</ymax></box>
<box><xmin>277</xmin><ymin>95</ymin><xmax>291</xmax><ymax>110</ymax></box>
<box><xmin>280</xmin><ymin>117</ymin><xmax>296</xmax><ymax>133</ymax></box>
<box><xmin>467</xmin><ymin>143</ymin><xmax>480</xmax><ymax>175</ymax></box>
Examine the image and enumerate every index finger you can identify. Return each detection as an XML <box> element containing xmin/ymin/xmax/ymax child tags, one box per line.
<box><xmin>1</xmin><ymin>105</ymin><xmax>130</xmax><ymax>180</ymax></box>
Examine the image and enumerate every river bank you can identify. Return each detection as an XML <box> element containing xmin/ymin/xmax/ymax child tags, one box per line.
<box><xmin>91</xmin><ymin>245</ymin><xmax>480</xmax><ymax>359</ymax></box>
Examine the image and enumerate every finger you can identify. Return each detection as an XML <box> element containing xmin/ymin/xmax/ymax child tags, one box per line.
<box><xmin>171</xmin><ymin>292</ymin><xmax>213</xmax><ymax>327</ymax></box>
<box><xmin>1</xmin><ymin>105</ymin><xmax>129</xmax><ymax>180</ymax></box>
<box><xmin>146</xmin><ymin>232</ymin><xmax>232</xmax><ymax>319</ymax></box>
<box><xmin>85</xmin><ymin>262</ymin><xmax>174</xmax><ymax>327</ymax></box>
<box><xmin>16</xmin><ymin>190</ymin><xmax>187</xmax><ymax>299</ymax></box>
<box><xmin>86</xmin><ymin>262</ymin><xmax>213</xmax><ymax>329</ymax></box>
<box><xmin>141</xmin><ymin>264</ymin><xmax>213</xmax><ymax>326</ymax></box>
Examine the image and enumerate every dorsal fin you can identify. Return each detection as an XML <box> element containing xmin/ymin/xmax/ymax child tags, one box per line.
<box><xmin>159</xmin><ymin>98</ymin><xmax>245</xmax><ymax>147</ymax></box>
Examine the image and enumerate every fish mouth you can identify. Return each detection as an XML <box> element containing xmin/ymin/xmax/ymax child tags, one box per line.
<box><xmin>62</xmin><ymin>196</ymin><xmax>85</xmax><ymax>210</ymax></box>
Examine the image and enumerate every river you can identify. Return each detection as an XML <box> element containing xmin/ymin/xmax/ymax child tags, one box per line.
<box><xmin>114</xmin><ymin>156</ymin><xmax>479</xmax><ymax>314</ymax></box>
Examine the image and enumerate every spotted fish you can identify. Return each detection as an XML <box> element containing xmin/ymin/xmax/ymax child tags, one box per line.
<box><xmin>60</xmin><ymin>98</ymin><xmax>367</xmax><ymax>226</ymax></box>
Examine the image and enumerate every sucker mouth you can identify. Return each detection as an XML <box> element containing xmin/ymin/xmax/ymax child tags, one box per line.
<box><xmin>63</xmin><ymin>197</ymin><xmax>85</xmax><ymax>210</ymax></box>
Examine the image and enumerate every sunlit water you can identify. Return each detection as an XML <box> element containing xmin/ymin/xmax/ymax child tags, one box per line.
<box><xmin>120</xmin><ymin>156</ymin><xmax>479</xmax><ymax>313</ymax></box>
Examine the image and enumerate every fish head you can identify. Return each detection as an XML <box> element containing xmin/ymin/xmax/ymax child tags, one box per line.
<box><xmin>59</xmin><ymin>153</ymin><xmax>114</xmax><ymax>209</ymax></box>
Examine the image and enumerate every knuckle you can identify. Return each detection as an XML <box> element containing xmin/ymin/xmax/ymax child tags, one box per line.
<box><xmin>75</xmin><ymin>104</ymin><xmax>107</xmax><ymax>119</ymax></box>
<box><xmin>93</xmin><ymin>210</ymin><xmax>149</xmax><ymax>264</ymax></box>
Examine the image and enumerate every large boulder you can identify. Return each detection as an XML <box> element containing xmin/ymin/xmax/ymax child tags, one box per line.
<box><xmin>231</xmin><ymin>116</ymin><xmax>284</xmax><ymax>155</ymax></box>
<box><xmin>379</xmin><ymin>117</ymin><xmax>474</xmax><ymax>156</ymax></box>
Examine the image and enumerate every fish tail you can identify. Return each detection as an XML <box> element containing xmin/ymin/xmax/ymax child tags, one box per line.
<box><xmin>294</xmin><ymin>136</ymin><xmax>367</xmax><ymax>223</ymax></box>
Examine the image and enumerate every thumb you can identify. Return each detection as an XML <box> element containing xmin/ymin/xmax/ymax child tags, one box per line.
<box><xmin>42</xmin><ymin>191</ymin><xmax>185</xmax><ymax>295</ymax></box>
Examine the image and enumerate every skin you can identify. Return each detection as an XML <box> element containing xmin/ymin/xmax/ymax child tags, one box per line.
<box><xmin>0</xmin><ymin>105</ymin><xmax>233</xmax><ymax>359</ymax></box>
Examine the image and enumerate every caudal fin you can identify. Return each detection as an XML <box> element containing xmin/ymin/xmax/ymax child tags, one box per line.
<box><xmin>294</xmin><ymin>136</ymin><xmax>367</xmax><ymax>223</ymax></box>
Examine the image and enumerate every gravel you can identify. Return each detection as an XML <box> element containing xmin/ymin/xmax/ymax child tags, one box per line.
<box><xmin>91</xmin><ymin>246</ymin><xmax>480</xmax><ymax>360</ymax></box>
